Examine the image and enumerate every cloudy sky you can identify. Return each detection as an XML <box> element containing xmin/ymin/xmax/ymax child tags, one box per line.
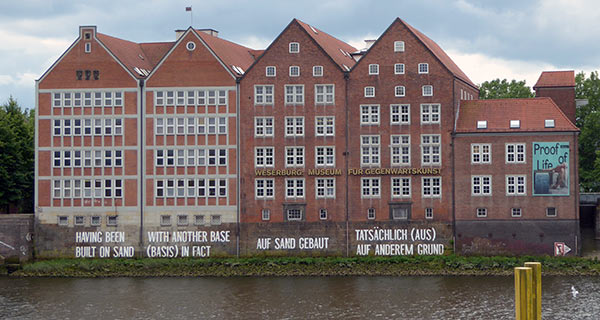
<box><xmin>1</xmin><ymin>0</ymin><xmax>599</xmax><ymax>109</ymax></box>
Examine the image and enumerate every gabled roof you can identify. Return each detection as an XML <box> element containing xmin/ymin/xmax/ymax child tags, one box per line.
<box><xmin>534</xmin><ymin>70</ymin><xmax>575</xmax><ymax>88</ymax></box>
<box><xmin>96</xmin><ymin>33</ymin><xmax>165</xmax><ymax>78</ymax></box>
<box><xmin>193</xmin><ymin>29</ymin><xmax>257</xmax><ymax>75</ymax></box>
<box><xmin>295</xmin><ymin>19</ymin><xmax>357</xmax><ymax>70</ymax></box>
<box><xmin>400</xmin><ymin>19</ymin><xmax>476</xmax><ymax>88</ymax></box>
<box><xmin>455</xmin><ymin>98</ymin><xmax>578</xmax><ymax>133</ymax></box>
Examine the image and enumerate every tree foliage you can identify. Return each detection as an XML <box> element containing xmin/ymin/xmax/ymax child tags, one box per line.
<box><xmin>0</xmin><ymin>97</ymin><xmax>34</xmax><ymax>213</ymax></box>
<box><xmin>479</xmin><ymin>79</ymin><xmax>534</xmax><ymax>99</ymax></box>
<box><xmin>575</xmin><ymin>71</ymin><xmax>600</xmax><ymax>192</ymax></box>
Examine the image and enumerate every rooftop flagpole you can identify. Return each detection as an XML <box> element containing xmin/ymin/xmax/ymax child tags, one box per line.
<box><xmin>186</xmin><ymin>6</ymin><xmax>193</xmax><ymax>26</ymax></box>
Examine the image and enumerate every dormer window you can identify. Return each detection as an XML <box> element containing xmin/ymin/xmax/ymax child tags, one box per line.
<box><xmin>477</xmin><ymin>121</ymin><xmax>487</xmax><ymax>129</ymax></box>
<box><xmin>289</xmin><ymin>66</ymin><xmax>300</xmax><ymax>77</ymax></box>
<box><xmin>394</xmin><ymin>41</ymin><xmax>405</xmax><ymax>52</ymax></box>
<box><xmin>544</xmin><ymin>119</ymin><xmax>555</xmax><ymax>128</ymax></box>
<box><xmin>418</xmin><ymin>63</ymin><xmax>429</xmax><ymax>74</ymax></box>
<box><xmin>289</xmin><ymin>42</ymin><xmax>300</xmax><ymax>53</ymax></box>
<box><xmin>510</xmin><ymin>120</ymin><xmax>520</xmax><ymax>128</ymax></box>
<box><xmin>368</xmin><ymin>64</ymin><xmax>379</xmax><ymax>75</ymax></box>
<box><xmin>313</xmin><ymin>66</ymin><xmax>323</xmax><ymax>77</ymax></box>
<box><xmin>84</xmin><ymin>43</ymin><xmax>91</xmax><ymax>53</ymax></box>
<box><xmin>364</xmin><ymin>86</ymin><xmax>375</xmax><ymax>98</ymax></box>
<box><xmin>266</xmin><ymin>66</ymin><xmax>276</xmax><ymax>77</ymax></box>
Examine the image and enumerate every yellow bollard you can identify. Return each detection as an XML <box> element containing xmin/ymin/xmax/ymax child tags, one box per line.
<box><xmin>515</xmin><ymin>267</ymin><xmax>534</xmax><ymax>320</ymax></box>
<box><xmin>525</xmin><ymin>262</ymin><xmax>542</xmax><ymax>320</ymax></box>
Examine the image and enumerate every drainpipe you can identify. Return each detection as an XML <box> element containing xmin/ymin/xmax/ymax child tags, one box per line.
<box><xmin>236</xmin><ymin>78</ymin><xmax>241</xmax><ymax>258</ymax></box>
<box><xmin>139</xmin><ymin>79</ymin><xmax>145</xmax><ymax>255</ymax></box>
<box><xmin>451</xmin><ymin>81</ymin><xmax>457</xmax><ymax>254</ymax></box>
<box><xmin>344</xmin><ymin>71</ymin><xmax>350</xmax><ymax>257</ymax></box>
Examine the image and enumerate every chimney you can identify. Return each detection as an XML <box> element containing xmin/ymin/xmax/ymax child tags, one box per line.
<box><xmin>533</xmin><ymin>71</ymin><xmax>577</xmax><ymax>124</ymax></box>
<box><xmin>197</xmin><ymin>29</ymin><xmax>219</xmax><ymax>37</ymax></box>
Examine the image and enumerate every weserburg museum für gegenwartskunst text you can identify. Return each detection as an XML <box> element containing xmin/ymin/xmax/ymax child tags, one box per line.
<box><xmin>33</xmin><ymin>18</ymin><xmax>581</xmax><ymax>259</ymax></box>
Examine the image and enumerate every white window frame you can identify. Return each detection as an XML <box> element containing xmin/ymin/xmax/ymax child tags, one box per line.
<box><xmin>425</xmin><ymin>208</ymin><xmax>434</xmax><ymax>220</ymax></box>
<box><xmin>422</xmin><ymin>177</ymin><xmax>442</xmax><ymax>198</ymax></box>
<box><xmin>255</xmin><ymin>179</ymin><xmax>275</xmax><ymax>199</ymax></box>
<box><xmin>368</xmin><ymin>64</ymin><xmax>379</xmax><ymax>75</ymax></box>
<box><xmin>364</xmin><ymin>86</ymin><xmax>375</xmax><ymax>98</ymax></box>
<box><xmin>285</xmin><ymin>117</ymin><xmax>304</xmax><ymax>137</ymax></box>
<box><xmin>391</xmin><ymin>135</ymin><xmax>411</xmax><ymax>166</ymax></box>
<box><xmin>394</xmin><ymin>41</ymin><xmax>405</xmax><ymax>52</ymax></box>
<box><xmin>471</xmin><ymin>144</ymin><xmax>491</xmax><ymax>164</ymax></box>
<box><xmin>391</xmin><ymin>177</ymin><xmax>411</xmax><ymax>198</ymax></box>
<box><xmin>472</xmin><ymin>175</ymin><xmax>492</xmax><ymax>196</ymax></box>
<box><xmin>394</xmin><ymin>63</ymin><xmax>405</xmax><ymax>75</ymax></box>
<box><xmin>254</xmin><ymin>85</ymin><xmax>274</xmax><ymax>105</ymax></box>
<box><xmin>316</xmin><ymin>178</ymin><xmax>335</xmax><ymax>198</ymax></box>
<box><xmin>284</xmin><ymin>85</ymin><xmax>304</xmax><ymax>105</ymax></box>
<box><xmin>287</xmin><ymin>209</ymin><xmax>302</xmax><ymax>221</ymax></box>
<box><xmin>285</xmin><ymin>146</ymin><xmax>304</xmax><ymax>168</ymax></box>
<box><xmin>315</xmin><ymin>116</ymin><xmax>335</xmax><ymax>137</ymax></box>
<box><xmin>421</xmin><ymin>134</ymin><xmax>441</xmax><ymax>165</ymax></box>
<box><xmin>420</xmin><ymin>104</ymin><xmax>440</xmax><ymax>124</ymax></box>
<box><xmin>254</xmin><ymin>117</ymin><xmax>274</xmax><ymax>137</ymax></box>
<box><xmin>262</xmin><ymin>209</ymin><xmax>271</xmax><ymax>221</ymax></box>
<box><xmin>315</xmin><ymin>146</ymin><xmax>335</xmax><ymax>167</ymax></box>
<box><xmin>477</xmin><ymin>208</ymin><xmax>488</xmax><ymax>218</ymax></box>
<box><xmin>315</xmin><ymin>84</ymin><xmax>335</xmax><ymax>105</ymax></box>
<box><xmin>289</xmin><ymin>66</ymin><xmax>300</xmax><ymax>77</ymax></box>
<box><xmin>546</xmin><ymin>207</ymin><xmax>557</xmax><ymax>217</ymax></box>
<box><xmin>313</xmin><ymin>66</ymin><xmax>323</xmax><ymax>77</ymax></box>
<box><xmin>285</xmin><ymin>178</ymin><xmax>305</xmax><ymax>199</ymax></box>
<box><xmin>361</xmin><ymin>135</ymin><xmax>380</xmax><ymax>166</ymax></box>
<box><xmin>422</xmin><ymin>85</ymin><xmax>433</xmax><ymax>97</ymax></box>
<box><xmin>367</xmin><ymin>208</ymin><xmax>376</xmax><ymax>220</ymax></box>
<box><xmin>266</xmin><ymin>66</ymin><xmax>276</xmax><ymax>77</ymax></box>
<box><xmin>289</xmin><ymin>42</ymin><xmax>299</xmax><ymax>53</ymax></box>
<box><xmin>418</xmin><ymin>63</ymin><xmax>429</xmax><ymax>74</ymax></box>
<box><xmin>391</xmin><ymin>104</ymin><xmax>410</xmax><ymax>125</ymax></box>
<box><xmin>255</xmin><ymin>147</ymin><xmax>274</xmax><ymax>168</ymax></box>
<box><xmin>395</xmin><ymin>86</ymin><xmax>405</xmax><ymax>97</ymax></box>
<box><xmin>506</xmin><ymin>175</ymin><xmax>527</xmax><ymax>196</ymax></box>
<box><xmin>361</xmin><ymin>178</ymin><xmax>381</xmax><ymax>198</ymax></box>
<box><xmin>506</xmin><ymin>143</ymin><xmax>526</xmax><ymax>163</ymax></box>
<box><xmin>319</xmin><ymin>208</ymin><xmax>328</xmax><ymax>220</ymax></box>
<box><xmin>511</xmin><ymin>208</ymin><xmax>522</xmax><ymax>217</ymax></box>
<box><xmin>360</xmin><ymin>105</ymin><xmax>379</xmax><ymax>125</ymax></box>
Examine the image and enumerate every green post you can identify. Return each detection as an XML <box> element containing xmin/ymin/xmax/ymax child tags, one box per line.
<box><xmin>525</xmin><ymin>262</ymin><xmax>542</xmax><ymax>320</ymax></box>
<box><xmin>515</xmin><ymin>267</ymin><xmax>534</xmax><ymax>320</ymax></box>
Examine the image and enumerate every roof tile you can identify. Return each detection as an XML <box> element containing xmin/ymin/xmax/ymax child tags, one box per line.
<box><xmin>534</xmin><ymin>70</ymin><xmax>575</xmax><ymax>88</ymax></box>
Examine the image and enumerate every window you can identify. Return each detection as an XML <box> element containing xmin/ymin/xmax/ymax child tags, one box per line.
<box><xmin>506</xmin><ymin>175</ymin><xmax>526</xmax><ymax>195</ymax></box>
<box><xmin>477</xmin><ymin>121</ymin><xmax>487</xmax><ymax>129</ymax></box>
<box><xmin>422</xmin><ymin>85</ymin><xmax>433</xmax><ymax>97</ymax></box>
<box><xmin>74</xmin><ymin>151</ymin><xmax>81</xmax><ymax>167</ymax></box>
<box><xmin>367</xmin><ymin>208</ymin><xmax>376</xmax><ymax>220</ymax></box>
<box><xmin>255</xmin><ymin>179</ymin><xmax>274</xmax><ymax>199</ymax></box>
<box><xmin>197</xmin><ymin>179</ymin><xmax>205</xmax><ymax>197</ymax></box>
<box><xmin>391</xmin><ymin>104</ymin><xmax>410</xmax><ymax>125</ymax></box>
<box><xmin>289</xmin><ymin>42</ymin><xmax>299</xmax><ymax>53</ymax></box>
<box><xmin>285</xmin><ymin>178</ymin><xmax>304</xmax><ymax>199</ymax></box>
<box><xmin>289</xmin><ymin>66</ymin><xmax>300</xmax><ymax>77</ymax></box>
<box><xmin>394</xmin><ymin>63</ymin><xmax>405</xmax><ymax>74</ymax></box>
<box><xmin>103</xmin><ymin>119</ymin><xmax>112</xmax><ymax>135</ymax></box>
<box><xmin>207</xmin><ymin>90</ymin><xmax>216</xmax><ymax>105</ymax></box>
<box><xmin>471</xmin><ymin>144</ymin><xmax>491</xmax><ymax>164</ymax></box>
<box><xmin>218</xmin><ymin>90</ymin><xmax>227</xmax><ymax>105</ymax></box>
<box><xmin>114</xmin><ymin>119</ymin><xmax>122</xmax><ymax>135</ymax></box>
<box><xmin>315</xmin><ymin>84</ymin><xmax>334</xmax><ymax>104</ymax></box>
<box><xmin>369</xmin><ymin>64</ymin><xmax>379</xmax><ymax>75</ymax></box>
<box><xmin>84</xmin><ymin>119</ymin><xmax>92</xmax><ymax>135</ymax></box>
<box><xmin>177</xmin><ymin>179</ymin><xmax>185</xmax><ymax>197</ymax></box>
<box><xmin>364</xmin><ymin>86</ymin><xmax>375</xmax><ymax>98</ymax></box>
<box><xmin>285</xmin><ymin>117</ymin><xmax>304</xmax><ymax>137</ymax></box>
<box><xmin>421</xmin><ymin>104</ymin><xmax>440</xmax><ymax>124</ymax></box>
<box><xmin>395</xmin><ymin>86</ymin><xmax>405</xmax><ymax>97</ymax></box>
<box><xmin>361</xmin><ymin>135</ymin><xmax>380</xmax><ymax>166</ymax></box>
<box><xmin>545</xmin><ymin>119</ymin><xmax>555</xmax><ymax>128</ymax></box>
<box><xmin>392</xmin><ymin>206</ymin><xmax>410</xmax><ymax>220</ymax></box>
<box><xmin>287</xmin><ymin>209</ymin><xmax>302</xmax><ymax>221</ymax></box>
<box><xmin>166</xmin><ymin>179</ymin><xmax>175</xmax><ymax>197</ymax></box>
<box><xmin>315</xmin><ymin>116</ymin><xmax>335</xmax><ymax>136</ymax></box>
<box><xmin>91</xmin><ymin>216</ymin><xmax>101</xmax><ymax>226</ymax></box>
<box><xmin>63</xmin><ymin>151</ymin><xmax>71</xmax><ymax>167</ymax></box>
<box><xmin>84</xmin><ymin>42</ymin><xmax>91</xmax><ymax>53</ymax></box>
<box><xmin>74</xmin><ymin>119</ymin><xmax>81</xmax><ymax>135</ymax></box>
<box><xmin>206</xmin><ymin>149</ymin><xmax>227</xmax><ymax>166</ymax></box>
<box><xmin>418</xmin><ymin>63</ymin><xmax>429</xmax><ymax>74</ymax></box>
<box><xmin>94</xmin><ymin>180</ymin><xmax>102</xmax><ymax>198</ymax></box>
<box><xmin>187</xmin><ymin>178</ymin><xmax>196</xmax><ymax>196</ymax></box>
<box><xmin>394</xmin><ymin>41</ymin><xmax>405</xmax><ymax>52</ymax></box>
<box><xmin>255</xmin><ymin>117</ymin><xmax>274</xmax><ymax>137</ymax></box>
<box><xmin>472</xmin><ymin>176</ymin><xmax>492</xmax><ymax>196</ymax></box>
<box><xmin>176</xmin><ymin>118</ymin><xmax>185</xmax><ymax>134</ymax></box>
<box><xmin>316</xmin><ymin>178</ymin><xmax>335</xmax><ymax>198</ymax></box>
<box><xmin>391</xmin><ymin>135</ymin><xmax>410</xmax><ymax>166</ymax></box>
<box><xmin>421</xmin><ymin>134</ymin><xmax>441</xmax><ymax>165</ymax></box>
<box><xmin>165</xmin><ymin>118</ymin><xmax>174</xmax><ymax>135</ymax></box>
<box><xmin>285</xmin><ymin>147</ymin><xmax>304</xmax><ymax>167</ymax></box>
<box><xmin>265</xmin><ymin>66</ymin><xmax>276</xmax><ymax>77</ymax></box>
<box><xmin>360</xmin><ymin>105</ymin><xmax>379</xmax><ymax>125</ymax></box>
<box><xmin>53</xmin><ymin>151</ymin><xmax>61</xmax><ymax>167</ymax></box>
<box><xmin>511</xmin><ymin>208</ymin><xmax>522</xmax><ymax>217</ymax></box>
<box><xmin>255</xmin><ymin>85</ymin><xmax>274</xmax><ymax>105</ymax></box>
<box><xmin>194</xmin><ymin>215</ymin><xmax>205</xmax><ymax>226</ymax></box>
<box><xmin>58</xmin><ymin>216</ymin><xmax>69</xmax><ymax>226</ymax></box>
<box><xmin>175</xmin><ymin>215</ymin><xmax>188</xmax><ymax>226</ymax></box>
<box><xmin>361</xmin><ymin>178</ymin><xmax>381</xmax><ymax>198</ymax></box>
<box><xmin>506</xmin><ymin>144</ymin><xmax>526</xmax><ymax>163</ymax></box>
<box><xmin>187</xmin><ymin>117</ymin><xmax>195</xmax><ymax>134</ymax></box>
<box><xmin>262</xmin><ymin>209</ymin><xmax>271</xmax><ymax>221</ymax></box>
<box><xmin>319</xmin><ymin>208</ymin><xmax>328</xmax><ymax>220</ymax></box>
<box><xmin>313</xmin><ymin>66</ymin><xmax>323</xmax><ymax>77</ymax></box>
<box><xmin>53</xmin><ymin>180</ymin><xmax>61</xmax><ymax>198</ymax></box>
<box><xmin>94</xmin><ymin>92</ymin><xmax>102</xmax><ymax>106</ymax></box>
<box><xmin>285</xmin><ymin>85</ymin><xmax>304</xmax><ymax>104</ymax></box>
<box><xmin>391</xmin><ymin>177</ymin><xmax>411</xmax><ymax>197</ymax></box>
<box><xmin>510</xmin><ymin>120</ymin><xmax>520</xmax><ymax>128</ymax></box>
<box><xmin>477</xmin><ymin>208</ymin><xmax>488</xmax><ymax>218</ymax></box>
<box><xmin>422</xmin><ymin>177</ymin><xmax>441</xmax><ymax>198</ymax></box>
<box><xmin>107</xmin><ymin>216</ymin><xmax>118</xmax><ymax>226</ymax></box>
<box><xmin>315</xmin><ymin>146</ymin><xmax>335</xmax><ymax>166</ymax></box>
<box><xmin>160</xmin><ymin>215</ymin><xmax>172</xmax><ymax>226</ymax></box>
<box><xmin>53</xmin><ymin>119</ymin><xmax>61</xmax><ymax>136</ymax></box>
<box><xmin>63</xmin><ymin>180</ymin><xmax>72</xmax><ymax>198</ymax></box>
<box><xmin>63</xmin><ymin>119</ymin><xmax>71</xmax><ymax>135</ymax></box>
<box><xmin>546</xmin><ymin>207</ymin><xmax>557</xmax><ymax>217</ymax></box>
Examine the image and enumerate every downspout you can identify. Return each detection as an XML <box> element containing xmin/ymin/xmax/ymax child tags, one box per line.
<box><xmin>236</xmin><ymin>78</ymin><xmax>241</xmax><ymax>257</ymax></box>
<box><xmin>344</xmin><ymin>71</ymin><xmax>350</xmax><ymax>257</ymax></box>
<box><xmin>574</xmin><ymin>131</ymin><xmax>580</xmax><ymax>255</ymax></box>
<box><xmin>139</xmin><ymin>79</ymin><xmax>145</xmax><ymax>255</ymax></box>
<box><xmin>451</xmin><ymin>81</ymin><xmax>457</xmax><ymax>254</ymax></box>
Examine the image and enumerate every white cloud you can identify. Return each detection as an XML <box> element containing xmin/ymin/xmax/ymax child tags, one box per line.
<box><xmin>534</xmin><ymin>0</ymin><xmax>600</xmax><ymax>41</ymax></box>
<box><xmin>0</xmin><ymin>75</ymin><xmax>13</xmax><ymax>85</ymax></box>
<box><xmin>345</xmin><ymin>34</ymin><xmax>380</xmax><ymax>51</ymax></box>
<box><xmin>235</xmin><ymin>35</ymin><xmax>272</xmax><ymax>50</ymax></box>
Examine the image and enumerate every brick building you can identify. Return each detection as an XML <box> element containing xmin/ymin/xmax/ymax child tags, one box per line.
<box><xmin>35</xmin><ymin>18</ymin><xmax>580</xmax><ymax>257</ymax></box>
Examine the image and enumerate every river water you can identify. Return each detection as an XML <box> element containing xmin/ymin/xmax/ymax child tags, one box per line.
<box><xmin>0</xmin><ymin>276</ymin><xmax>598</xmax><ymax>319</ymax></box>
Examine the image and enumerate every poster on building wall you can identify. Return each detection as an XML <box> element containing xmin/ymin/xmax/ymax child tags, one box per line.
<box><xmin>532</xmin><ymin>142</ymin><xmax>569</xmax><ymax>196</ymax></box>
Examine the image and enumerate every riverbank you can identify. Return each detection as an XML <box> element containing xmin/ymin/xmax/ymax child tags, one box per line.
<box><xmin>5</xmin><ymin>255</ymin><xmax>600</xmax><ymax>277</ymax></box>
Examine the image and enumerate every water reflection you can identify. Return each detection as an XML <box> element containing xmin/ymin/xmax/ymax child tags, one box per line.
<box><xmin>0</xmin><ymin>276</ymin><xmax>597</xmax><ymax>319</ymax></box>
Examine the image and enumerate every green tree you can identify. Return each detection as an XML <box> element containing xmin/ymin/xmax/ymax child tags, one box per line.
<box><xmin>0</xmin><ymin>97</ymin><xmax>34</xmax><ymax>213</ymax></box>
<box><xmin>575</xmin><ymin>71</ymin><xmax>600</xmax><ymax>192</ymax></box>
<box><xmin>479</xmin><ymin>79</ymin><xmax>534</xmax><ymax>99</ymax></box>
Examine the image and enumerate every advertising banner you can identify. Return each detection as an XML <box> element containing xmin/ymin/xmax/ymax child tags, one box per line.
<box><xmin>532</xmin><ymin>142</ymin><xmax>569</xmax><ymax>196</ymax></box>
